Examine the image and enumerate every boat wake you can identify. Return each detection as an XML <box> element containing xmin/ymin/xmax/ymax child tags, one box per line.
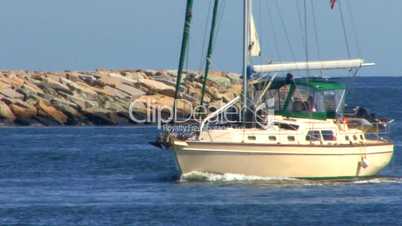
<box><xmin>180</xmin><ymin>171</ymin><xmax>402</xmax><ymax>186</ymax></box>
<box><xmin>351</xmin><ymin>177</ymin><xmax>402</xmax><ymax>185</ymax></box>
<box><xmin>181</xmin><ymin>171</ymin><xmax>305</xmax><ymax>185</ymax></box>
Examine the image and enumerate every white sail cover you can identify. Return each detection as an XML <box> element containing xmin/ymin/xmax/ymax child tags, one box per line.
<box><xmin>249</xmin><ymin>12</ymin><xmax>261</xmax><ymax>57</ymax></box>
<box><xmin>252</xmin><ymin>59</ymin><xmax>375</xmax><ymax>73</ymax></box>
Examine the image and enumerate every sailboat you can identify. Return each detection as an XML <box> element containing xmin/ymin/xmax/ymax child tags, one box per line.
<box><xmin>165</xmin><ymin>0</ymin><xmax>394</xmax><ymax>179</ymax></box>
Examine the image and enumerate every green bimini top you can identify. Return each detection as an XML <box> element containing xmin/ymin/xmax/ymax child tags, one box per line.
<box><xmin>267</xmin><ymin>77</ymin><xmax>346</xmax><ymax>91</ymax></box>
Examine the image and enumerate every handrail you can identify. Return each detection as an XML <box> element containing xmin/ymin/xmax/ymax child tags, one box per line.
<box><xmin>256</xmin><ymin>73</ymin><xmax>278</xmax><ymax>105</ymax></box>
<box><xmin>200</xmin><ymin>96</ymin><xmax>241</xmax><ymax>134</ymax></box>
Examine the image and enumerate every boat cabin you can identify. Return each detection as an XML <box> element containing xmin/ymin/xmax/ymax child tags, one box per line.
<box><xmin>254</xmin><ymin>77</ymin><xmax>346</xmax><ymax>120</ymax></box>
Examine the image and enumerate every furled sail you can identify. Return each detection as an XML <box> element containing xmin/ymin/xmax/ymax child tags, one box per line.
<box><xmin>200</xmin><ymin>0</ymin><xmax>220</xmax><ymax>106</ymax></box>
<box><xmin>249</xmin><ymin>12</ymin><xmax>261</xmax><ymax>57</ymax></box>
<box><xmin>173</xmin><ymin>0</ymin><xmax>194</xmax><ymax>119</ymax></box>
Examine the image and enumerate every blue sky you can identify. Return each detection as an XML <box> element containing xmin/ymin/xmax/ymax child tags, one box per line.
<box><xmin>0</xmin><ymin>0</ymin><xmax>401</xmax><ymax>76</ymax></box>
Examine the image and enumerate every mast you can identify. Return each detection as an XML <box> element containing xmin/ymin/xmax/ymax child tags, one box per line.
<box><xmin>200</xmin><ymin>0</ymin><xmax>220</xmax><ymax>106</ymax></box>
<box><xmin>173</xmin><ymin>0</ymin><xmax>194</xmax><ymax>121</ymax></box>
<box><xmin>242</xmin><ymin>0</ymin><xmax>250</xmax><ymax>124</ymax></box>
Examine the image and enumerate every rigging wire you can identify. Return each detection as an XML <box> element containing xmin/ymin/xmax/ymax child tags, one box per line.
<box><xmin>345</xmin><ymin>0</ymin><xmax>362</xmax><ymax>58</ymax></box>
<box><xmin>265</xmin><ymin>1</ymin><xmax>282</xmax><ymax>62</ymax></box>
<box><xmin>310</xmin><ymin>0</ymin><xmax>323</xmax><ymax>76</ymax></box>
<box><xmin>257</xmin><ymin>0</ymin><xmax>271</xmax><ymax>91</ymax></box>
<box><xmin>303</xmin><ymin>0</ymin><xmax>310</xmax><ymax>78</ymax></box>
<box><xmin>209</xmin><ymin>0</ymin><xmax>226</xmax><ymax>70</ymax></box>
<box><xmin>257</xmin><ymin>0</ymin><xmax>263</xmax><ymax>65</ymax></box>
<box><xmin>274</xmin><ymin>0</ymin><xmax>296</xmax><ymax>61</ymax></box>
<box><xmin>338</xmin><ymin>0</ymin><xmax>352</xmax><ymax>59</ymax></box>
<box><xmin>302</xmin><ymin>0</ymin><xmax>314</xmax><ymax>124</ymax></box>
<box><xmin>295</xmin><ymin>0</ymin><xmax>306</xmax><ymax>52</ymax></box>
<box><xmin>213</xmin><ymin>0</ymin><xmax>226</xmax><ymax>52</ymax></box>
<box><xmin>342</xmin><ymin>2</ymin><xmax>362</xmax><ymax>103</ymax></box>
<box><xmin>198</xmin><ymin>1</ymin><xmax>213</xmax><ymax>74</ymax></box>
<box><xmin>196</xmin><ymin>0</ymin><xmax>226</xmax><ymax>98</ymax></box>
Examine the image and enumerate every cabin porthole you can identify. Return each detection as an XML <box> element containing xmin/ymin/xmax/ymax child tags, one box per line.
<box><xmin>248</xmin><ymin>136</ymin><xmax>256</xmax><ymax>141</ymax></box>
<box><xmin>269</xmin><ymin>136</ymin><xmax>277</xmax><ymax>141</ymax></box>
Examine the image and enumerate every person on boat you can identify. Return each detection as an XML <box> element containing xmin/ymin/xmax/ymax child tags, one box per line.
<box><xmin>285</xmin><ymin>73</ymin><xmax>294</xmax><ymax>83</ymax></box>
<box><xmin>307</xmin><ymin>96</ymin><xmax>317</xmax><ymax>112</ymax></box>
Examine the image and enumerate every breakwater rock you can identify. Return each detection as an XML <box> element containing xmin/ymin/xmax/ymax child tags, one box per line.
<box><xmin>0</xmin><ymin>70</ymin><xmax>241</xmax><ymax>126</ymax></box>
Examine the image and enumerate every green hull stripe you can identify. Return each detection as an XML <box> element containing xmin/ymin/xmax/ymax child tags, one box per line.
<box><xmin>299</xmin><ymin>176</ymin><xmax>375</xmax><ymax>180</ymax></box>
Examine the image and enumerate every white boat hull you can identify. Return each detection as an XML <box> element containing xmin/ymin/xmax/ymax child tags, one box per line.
<box><xmin>172</xmin><ymin>142</ymin><xmax>394</xmax><ymax>179</ymax></box>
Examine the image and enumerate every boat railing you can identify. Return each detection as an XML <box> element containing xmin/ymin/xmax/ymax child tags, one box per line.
<box><xmin>160</xmin><ymin>121</ymin><xmax>261</xmax><ymax>141</ymax></box>
<box><xmin>161</xmin><ymin>121</ymin><xmax>393</xmax><ymax>145</ymax></box>
<box><xmin>364</xmin><ymin>122</ymin><xmax>393</xmax><ymax>142</ymax></box>
<box><xmin>200</xmin><ymin>96</ymin><xmax>241</xmax><ymax>134</ymax></box>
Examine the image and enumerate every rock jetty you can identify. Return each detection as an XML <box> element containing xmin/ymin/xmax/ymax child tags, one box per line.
<box><xmin>0</xmin><ymin>70</ymin><xmax>241</xmax><ymax>126</ymax></box>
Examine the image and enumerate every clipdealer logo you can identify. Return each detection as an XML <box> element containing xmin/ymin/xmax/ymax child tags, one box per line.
<box><xmin>128</xmin><ymin>97</ymin><xmax>275</xmax><ymax>130</ymax></box>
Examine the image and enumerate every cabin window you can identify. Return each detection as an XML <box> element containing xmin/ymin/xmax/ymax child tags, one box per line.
<box><xmin>286</xmin><ymin>86</ymin><xmax>312</xmax><ymax>112</ymax></box>
<box><xmin>345</xmin><ymin>136</ymin><xmax>350</xmax><ymax>141</ymax></box>
<box><xmin>306</xmin><ymin>131</ymin><xmax>321</xmax><ymax>141</ymax></box>
<box><xmin>288</xmin><ymin>136</ymin><xmax>295</xmax><ymax>142</ymax></box>
<box><xmin>353</xmin><ymin>135</ymin><xmax>358</xmax><ymax>141</ymax></box>
<box><xmin>269</xmin><ymin>136</ymin><xmax>277</xmax><ymax>141</ymax></box>
<box><xmin>248</xmin><ymin>136</ymin><xmax>256</xmax><ymax>141</ymax></box>
<box><xmin>322</xmin><ymin>130</ymin><xmax>336</xmax><ymax>141</ymax></box>
<box><xmin>360</xmin><ymin>135</ymin><xmax>365</xmax><ymax>140</ymax></box>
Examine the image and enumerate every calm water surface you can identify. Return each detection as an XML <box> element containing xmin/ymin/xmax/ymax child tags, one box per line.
<box><xmin>0</xmin><ymin>77</ymin><xmax>401</xmax><ymax>226</ymax></box>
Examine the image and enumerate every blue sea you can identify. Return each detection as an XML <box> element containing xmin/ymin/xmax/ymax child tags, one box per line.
<box><xmin>0</xmin><ymin>77</ymin><xmax>401</xmax><ymax>226</ymax></box>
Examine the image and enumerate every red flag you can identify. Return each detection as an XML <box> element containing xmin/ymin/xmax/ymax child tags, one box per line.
<box><xmin>330</xmin><ymin>0</ymin><xmax>336</xmax><ymax>9</ymax></box>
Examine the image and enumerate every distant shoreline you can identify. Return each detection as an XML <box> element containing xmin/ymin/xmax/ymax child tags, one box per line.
<box><xmin>0</xmin><ymin>69</ymin><xmax>241</xmax><ymax>127</ymax></box>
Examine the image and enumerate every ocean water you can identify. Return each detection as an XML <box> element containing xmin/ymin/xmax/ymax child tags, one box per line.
<box><xmin>0</xmin><ymin>77</ymin><xmax>401</xmax><ymax>226</ymax></box>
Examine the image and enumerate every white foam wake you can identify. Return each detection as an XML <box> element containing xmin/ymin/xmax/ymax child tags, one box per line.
<box><xmin>180</xmin><ymin>171</ymin><xmax>298</xmax><ymax>183</ymax></box>
<box><xmin>352</xmin><ymin>177</ymin><xmax>402</xmax><ymax>185</ymax></box>
<box><xmin>180</xmin><ymin>171</ymin><xmax>402</xmax><ymax>186</ymax></box>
